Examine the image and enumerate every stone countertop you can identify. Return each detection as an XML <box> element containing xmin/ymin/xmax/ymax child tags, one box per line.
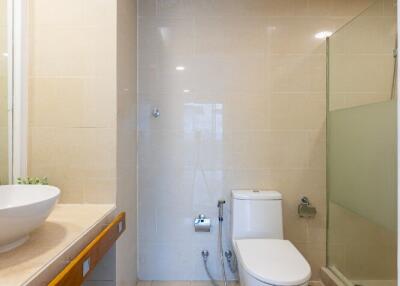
<box><xmin>0</xmin><ymin>204</ymin><xmax>116</xmax><ymax>286</ymax></box>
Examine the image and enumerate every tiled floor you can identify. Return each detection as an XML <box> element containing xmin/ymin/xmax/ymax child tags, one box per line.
<box><xmin>137</xmin><ymin>281</ymin><xmax>324</xmax><ymax>286</ymax></box>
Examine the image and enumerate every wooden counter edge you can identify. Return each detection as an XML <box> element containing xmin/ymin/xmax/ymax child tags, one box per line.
<box><xmin>48</xmin><ymin>212</ymin><xmax>126</xmax><ymax>286</ymax></box>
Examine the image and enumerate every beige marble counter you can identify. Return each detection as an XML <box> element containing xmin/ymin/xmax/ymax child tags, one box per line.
<box><xmin>0</xmin><ymin>204</ymin><xmax>116</xmax><ymax>286</ymax></box>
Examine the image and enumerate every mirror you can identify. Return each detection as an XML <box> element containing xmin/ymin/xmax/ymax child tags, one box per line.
<box><xmin>0</xmin><ymin>0</ymin><xmax>10</xmax><ymax>184</ymax></box>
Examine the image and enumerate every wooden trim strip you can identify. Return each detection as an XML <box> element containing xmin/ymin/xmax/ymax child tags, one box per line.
<box><xmin>48</xmin><ymin>212</ymin><xmax>126</xmax><ymax>286</ymax></box>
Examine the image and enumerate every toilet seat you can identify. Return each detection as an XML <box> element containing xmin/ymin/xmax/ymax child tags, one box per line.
<box><xmin>234</xmin><ymin>239</ymin><xmax>311</xmax><ymax>286</ymax></box>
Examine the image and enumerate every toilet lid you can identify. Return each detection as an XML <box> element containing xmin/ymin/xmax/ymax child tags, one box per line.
<box><xmin>235</xmin><ymin>239</ymin><xmax>311</xmax><ymax>286</ymax></box>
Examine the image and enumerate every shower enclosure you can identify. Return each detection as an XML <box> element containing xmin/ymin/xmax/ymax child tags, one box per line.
<box><xmin>327</xmin><ymin>0</ymin><xmax>397</xmax><ymax>285</ymax></box>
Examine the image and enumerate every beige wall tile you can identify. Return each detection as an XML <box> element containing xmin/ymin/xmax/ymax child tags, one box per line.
<box><xmin>28</xmin><ymin>0</ymin><xmax>117</xmax><ymax>204</ymax></box>
<box><xmin>29</xmin><ymin>78</ymin><xmax>85</xmax><ymax>127</ymax></box>
<box><xmin>138</xmin><ymin>0</ymin><xmax>373</xmax><ymax>281</ymax></box>
<box><xmin>30</xmin><ymin>0</ymin><xmax>85</xmax><ymax>27</ymax></box>
<box><xmin>330</xmin><ymin>0</ymin><xmax>377</xmax><ymax>17</ymax></box>
<box><xmin>28</xmin><ymin>0</ymin><xmax>136</xmax><ymax>285</ymax></box>
<box><xmin>270</xmin><ymin>94</ymin><xmax>325</xmax><ymax>130</ymax></box>
<box><xmin>28</xmin><ymin>126</ymin><xmax>116</xmax><ymax>202</ymax></box>
<box><xmin>267</xmin><ymin>17</ymin><xmax>335</xmax><ymax>54</ymax></box>
<box><xmin>269</xmin><ymin>54</ymin><xmax>325</xmax><ymax>93</ymax></box>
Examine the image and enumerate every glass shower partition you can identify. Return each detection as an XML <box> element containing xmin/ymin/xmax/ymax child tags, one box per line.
<box><xmin>326</xmin><ymin>0</ymin><xmax>397</xmax><ymax>285</ymax></box>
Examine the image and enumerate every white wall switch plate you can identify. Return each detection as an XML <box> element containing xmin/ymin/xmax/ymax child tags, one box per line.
<box><xmin>83</xmin><ymin>257</ymin><xmax>90</xmax><ymax>276</ymax></box>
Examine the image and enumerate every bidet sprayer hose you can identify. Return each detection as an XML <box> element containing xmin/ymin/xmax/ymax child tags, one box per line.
<box><xmin>202</xmin><ymin>199</ymin><xmax>229</xmax><ymax>286</ymax></box>
<box><xmin>201</xmin><ymin>250</ymin><xmax>219</xmax><ymax>286</ymax></box>
<box><xmin>217</xmin><ymin>200</ymin><xmax>228</xmax><ymax>286</ymax></box>
<box><xmin>218</xmin><ymin>221</ymin><xmax>228</xmax><ymax>286</ymax></box>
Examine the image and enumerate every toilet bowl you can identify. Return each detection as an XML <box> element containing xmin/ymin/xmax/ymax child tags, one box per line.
<box><xmin>234</xmin><ymin>239</ymin><xmax>310</xmax><ymax>286</ymax></box>
<box><xmin>231</xmin><ymin>190</ymin><xmax>311</xmax><ymax>286</ymax></box>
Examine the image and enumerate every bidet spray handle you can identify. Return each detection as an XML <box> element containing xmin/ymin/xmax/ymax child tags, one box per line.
<box><xmin>218</xmin><ymin>199</ymin><xmax>226</xmax><ymax>221</ymax></box>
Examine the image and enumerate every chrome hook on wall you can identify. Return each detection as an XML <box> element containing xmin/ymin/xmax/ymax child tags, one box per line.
<box><xmin>152</xmin><ymin>108</ymin><xmax>160</xmax><ymax>118</ymax></box>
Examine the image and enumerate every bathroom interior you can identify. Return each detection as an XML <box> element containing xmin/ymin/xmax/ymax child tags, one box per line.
<box><xmin>0</xmin><ymin>0</ymin><xmax>398</xmax><ymax>286</ymax></box>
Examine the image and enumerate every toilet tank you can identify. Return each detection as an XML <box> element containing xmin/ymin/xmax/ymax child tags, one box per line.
<box><xmin>231</xmin><ymin>190</ymin><xmax>283</xmax><ymax>240</ymax></box>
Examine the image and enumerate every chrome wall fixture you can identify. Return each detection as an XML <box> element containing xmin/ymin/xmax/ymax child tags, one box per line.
<box><xmin>194</xmin><ymin>214</ymin><xmax>211</xmax><ymax>232</ymax></box>
<box><xmin>152</xmin><ymin>107</ymin><xmax>160</xmax><ymax>118</ymax></box>
<box><xmin>298</xmin><ymin>196</ymin><xmax>317</xmax><ymax>218</ymax></box>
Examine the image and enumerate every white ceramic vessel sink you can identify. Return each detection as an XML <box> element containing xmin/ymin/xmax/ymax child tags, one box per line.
<box><xmin>0</xmin><ymin>185</ymin><xmax>60</xmax><ymax>253</ymax></box>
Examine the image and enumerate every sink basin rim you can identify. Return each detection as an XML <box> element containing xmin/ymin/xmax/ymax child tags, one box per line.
<box><xmin>0</xmin><ymin>185</ymin><xmax>60</xmax><ymax>252</ymax></box>
<box><xmin>0</xmin><ymin>185</ymin><xmax>60</xmax><ymax>211</ymax></box>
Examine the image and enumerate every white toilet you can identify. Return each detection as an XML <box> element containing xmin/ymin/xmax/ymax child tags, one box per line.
<box><xmin>231</xmin><ymin>190</ymin><xmax>311</xmax><ymax>286</ymax></box>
